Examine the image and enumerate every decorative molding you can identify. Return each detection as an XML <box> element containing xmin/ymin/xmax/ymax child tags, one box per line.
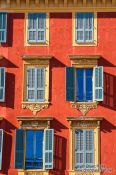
<box><xmin>71</xmin><ymin>102</ymin><xmax>98</xmax><ymax>116</ymax></box>
<box><xmin>22</xmin><ymin>55</ymin><xmax>53</xmax><ymax>60</ymax></box>
<box><xmin>22</xmin><ymin>102</ymin><xmax>49</xmax><ymax>115</ymax></box>
<box><xmin>69</xmin><ymin>171</ymin><xmax>100</xmax><ymax>175</ymax></box>
<box><xmin>18</xmin><ymin>171</ymin><xmax>48</xmax><ymax>175</ymax></box>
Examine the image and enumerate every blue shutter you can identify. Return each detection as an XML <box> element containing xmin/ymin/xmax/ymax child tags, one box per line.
<box><xmin>43</xmin><ymin>129</ymin><xmax>54</xmax><ymax>169</ymax></box>
<box><xmin>28</xmin><ymin>13</ymin><xmax>37</xmax><ymax>42</ymax></box>
<box><xmin>0</xmin><ymin>68</ymin><xmax>5</xmax><ymax>102</ymax></box>
<box><xmin>0</xmin><ymin>13</ymin><xmax>7</xmax><ymax>43</ymax></box>
<box><xmin>93</xmin><ymin>66</ymin><xmax>103</xmax><ymax>101</ymax></box>
<box><xmin>84</xmin><ymin>13</ymin><xmax>94</xmax><ymax>42</ymax></box>
<box><xmin>15</xmin><ymin>129</ymin><xmax>25</xmax><ymax>169</ymax></box>
<box><xmin>0</xmin><ymin>129</ymin><xmax>3</xmax><ymax>170</ymax></box>
<box><xmin>37</xmin><ymin>13</ymin><xmax>46</xmax><ymax>42</ymax></box>
<box><xmin>76</xmin><ymin>13</ymin><xmax>84</xmax><ymax>42</ymax></box>
<box><xmin>75</xmin><ymin>130</ymin><xmax>84</xmax><ymax>170</ymax></box>
<box><xmin>36</xmin><ymin>68</ymin><xmax>45</xmax><ymax>102</ymax></box>
<box><xmin>85</xmin><ymin>130</ymin><xmax>94</xmax><ymax>169</ymax></box>
<box><xmin>66</xmin><ymin>67</ymin><xmax>75</xmax><ymax>101</ymax></box>
<box><xmin>26</xmin><ymin>68</ymin><xmax>36</xmax><ymax>102</ymax></box>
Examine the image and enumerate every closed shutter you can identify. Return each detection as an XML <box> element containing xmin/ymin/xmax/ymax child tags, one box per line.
<box><xmin>84</xmin><ymin>13</ymin><xmax>94</xmax><ymax>42</ymax></box>
<box><xmin>66</xmin><ymin>67</ymin><xmax>75</xmax><ymax>101</ymax></box>
<box><xmin>28</xmin><ymin>13</ymin><xmax>37</xmax><ymax>42</ymax></box>
<box><xmin>75</xmin><ymin>130</ymin><xmax>84</xmax><ymax>169</ymax></box>
<box><xmin>37</xmin><ymin>13</ymin><xmax>46</xmax><ymax>42</ymax></box>
<box><xmin>93</xmin><ymin>66</ymin><xmax>103</xmax><ymax>101</ymax></box>
<box><xmin>36</xmin><ymin>68</ymin><xmax>45</xmax><ymax>102</ymax></box>
<box><xmin>76</xmin><ymin>13</ymin><xmax>84</xmax><ymax>42</ymax></box>
<box><xmin>0</xmin><ymin>68</ymin><xmax>5</xmax><ymax>102</ymax></box>
<box><xmin>15</xmin><ymin>129</ymin><xmax>25</xmax><ymax>169</ymax></box>
<box><xmin>43</xmin><ymin>129</ymin><xmax>54</xmax><ymax>169</ymax></box>
<box><xmin>85</xmin><ymin>130</ymin><xmax>94</xmax><ymax>169</ymax></box>
<box><xmin>0</xmin><ymin>129</ymin><xmax>3</xmax><ymax>170</ymax></box>
<box><xmin>0</xmin><ymin>13</ymin><xmax>7</xmax><ymax>43</ymax></box>
<box><xmin>26</xmin><ymin>68</ymin><xmax>36</xmax><ymax>102</ymax></box>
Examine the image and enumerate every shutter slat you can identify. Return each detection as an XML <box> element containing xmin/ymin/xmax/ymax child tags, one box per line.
<box><xmin>15</xmin><ymin>129</ymin><xmax>25</xmax><ymax>169</ymax></box>
<box><xmin>0</xmin><ymin>68</ymin><xmax>5</xmax><ymax>102</ymax></box>
<box><xmin>66</xmin><ymin>67</ymin><xmax>75</xmax><ymax>101</ymax></box>
<box><xmin>27</xmin><ymin>68</ymin><xmax>35</xmax><ymax>102</ymax></box>
<box><xmin>43</xmin><ymin>129</ymin><xmax>54</xmax><ymax>169</ymax></box>
<box><xmin>76</xmin><ymin>13</ymin><xmax>84</xmax><ymax>42</ymax></box>
<box><xmin>0</xmin><ymin>13</ymin><xmax>7</xmax><ymax>43</ymax></box>
<box><xmin>37</xmin><ymin>13</ymin><xmax>46</xmax><ymax>42</ymax></box>
<box><xmin>93</xmin><ymin>66</ymin><xmax>103</xmax><ymax>101</ymax></box>
<box><xmin>37</xmin><ymin>68</ymin><xmax>45</xmax><ymax>102</ymax></box>
<box><xmin>28</xmin><ymin>13</ymin><xmax>37</xmax><ymax>42</ymax></box>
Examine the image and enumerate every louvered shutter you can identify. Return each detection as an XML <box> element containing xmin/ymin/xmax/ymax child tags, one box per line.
<box><xmin>66</xmin><ymin>67</ymin><xmax>75</xmax><ymax>101</ymax></box>
<box><xmin>75</xmin><ymin>130</ymin><xmax>84</xmax><ymax>169</ymax></box>
<box><xmin>43</xmin><ymin>129</ymin><xmax>54</xmax><ymax>169</ymax></box>
<box><xmin>0</xmin><ymin>68</ymin><xmax>5</xmax><ymax>102</ymax></box>
<box><xmin>15</xmin><ymin>129</ymin><xmax>25</xmax><ymax>169</ymax></box>
<box><xmin>28</xmin><ymin>13</ymin><xmax>37</xmax><ymax>42</ymax></box>
<box><xmin>93</xmin><ymin>66</ymin><xmax>103</xmax><ymax>101</ymax></box>
<box><xmin>0</xmin><ymin>13</ymin><xmax>7</xmax><ymax>43</ymax></box>
<box><xmin>36</xmin><ymin>68</ymin><xmax>45</xmax><ymax>102</ymax></box>
<box><xmin>0</xmin><ymin>129</ymin><xmax>3</xmax><ymax>170</ymax></box>
<box><xmin>85</xmin><ymin>130</ymin><xmax>94</xmax><ymax>169</ymax></box>
<box><xmin>76</xmin><ymin>13</ymin><xmax>84</xmax><ymax>42</ymax></box>
<box><xmin>26</xmin><ymin>68</ymin><xmax>36</xmax><ymax>102</ymax></box>
<box><xmin>37</xmin><ymin>13</ymin><xmax>46</xmax><ymax>42</ymax></box>
<box><xmin>84</xmin><ymin>13</ymin><xmax>94</xmax><ymax>42</ymax></box>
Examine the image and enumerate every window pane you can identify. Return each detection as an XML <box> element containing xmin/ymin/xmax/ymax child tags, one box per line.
<box><xmin>0</xmin><ymin>88</ymin><xmax>3</xmax><ymax>100</ymax></box>
<box><xmin>86</xmin><ymin>69</ymin><xmax>93</xmax><ymax>101</ymax></box>
<box><xmin>76</xmin><ymin>69</ymin><xmax>84</xmax><ymax>101</ymax></box>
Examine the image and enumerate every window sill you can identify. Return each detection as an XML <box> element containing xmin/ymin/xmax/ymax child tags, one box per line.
<box><xmin>22</xmin><ymin>101</ymin><xmax>49</xmax><ymax>115</ymax></box>
<box><xmin>71</xmin><ymin>101</ymin><xmax>98</xmax><ymax>116</ymax></box>
<box><xmin>69</xmin><ymin>170</ymin><xmax>100</xmax><ymax>175</ymax></box>
<box><xmin>25</xmin><ymin>41</ymin><xmax>49</xmax><ymax>46</ymax></box>
<box><xmin>73</xmin><ymin>41</ymin><xmax>97</xmax><ymax>47</ymax></box>
<box><xmin>18</xmin><ymin>170</ymin><xmax>49</xmax><ymax>175</ymax></box>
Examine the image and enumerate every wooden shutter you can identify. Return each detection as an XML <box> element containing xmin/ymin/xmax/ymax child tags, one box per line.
<box><xmin>28</xmin><ymin>13</ymin><xmax>37</xmax><ymax>42</ymax></box>
<box><xmin>76</xmin><ymin>13</ymin><xmax>84</xmax><ymax>42</ymax></box>
<box><xmin>85</xmin><ymin>130</ymin><xmax>94</xmax><ymax>168</ymax></box>
<box><xmin>15</xmin><ymin>129</ymin><xmax>25</xmax><ymax>169</ymax></box>
<box><xmin>0</xmin><ymin>68</ymin><xmax>5</xmax><ymax>102</ymax></box>
<box><xmin>84</xmin><ymin>13</ymin><xmax>94</xmax><ymax>42</ymax></box>
<box><xmin>36</xmin><ymin>68</ymin><xmax>45</xmax><ymax>102</ymax></box>
<box><xmin>66</xmin><ymin>67</ymin><xmax>75</xmax><ymax>101</ymax></box>
<box><xmin>26</xmin><ymin>68</ymin><xmax>36</xmax><ymax>102</ymax></box>
<box><xmin>0</xmin><ymin>13</ymin><xmax>7</xmax><ymax>43</ymax></box>
<box><xmin>37</xmin><ymin>13</ymin><xmax>46</xmax><ymax>42</ymax></box>
<box><xmin>43</xmin><ymin>129</ymin><xmax>54</xmax><ymax>169</ymax></box>
<box><xmin>93</xmin><ymin>66</ymin><xmax>103</xmax><ymax>101</ymax></box>
<box><xmin>0</xmin><ymin>129</ymin><xmax>3</xmax><ymax>170</ymax></box>
<box><xmin>75</xmin><ymin>130</ymin><xmax>84</xmax><ymax>169</ymax></box>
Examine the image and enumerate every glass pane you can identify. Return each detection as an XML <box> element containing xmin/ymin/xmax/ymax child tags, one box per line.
<box><xmin>38</xmin><ymin>31</ymin><xmax>45</xmax><ymax>41</ymax></box>
<box><xmin>37</xmin><ymin>90</ymin><xmax>44</xmax><ymax>100</ymax></box>
<box><xmin>76</xmin><ymin>69</ymin><xmax>84</xmax><ymax>101</ymax></box>
<box><xmin>86</xmin><ymin>69</ymin><xmax>93</xmax><ymax>101</ymax></box>
<box><xmin>28</xmin><ymin>90</ymin><xmax>35</xmax><ymax>100</ymax></box>
<box><xmin>29</xmin><ymin>31</ymin><xmax>36</xmax><ymax>41</ymax></box>
<box><xmin>0</xmin><ymin>88</ymin><xmax>3</xmax><ymax>100</ymax></box>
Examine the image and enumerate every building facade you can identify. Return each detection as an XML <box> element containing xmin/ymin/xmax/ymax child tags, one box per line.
<box><xmin>0</xmin><ymin>0</ymin><xmax>116</xmax><ymax>175</ymax></box>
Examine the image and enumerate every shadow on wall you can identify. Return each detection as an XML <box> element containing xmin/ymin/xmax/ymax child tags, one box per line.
<box><xmin>101</xmin><ymin>119</ymin><xmax>116</xmax><ymax>133</ymax></box>
<box><xmin>0</xmin><ymin>118</ymin><xmax>17</xmax><ymax>175</ymax></box>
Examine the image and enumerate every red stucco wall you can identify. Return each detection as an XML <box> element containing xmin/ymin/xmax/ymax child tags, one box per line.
<box><xmin>0</xmin><ymin>12</ymin><xmax>116</xmax><ymax>175</ymax></box>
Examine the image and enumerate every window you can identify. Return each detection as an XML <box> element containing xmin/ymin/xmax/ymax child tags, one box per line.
<box><xmin>72</xmin><ymin>12</ymin><xmax>97</xmax><ymax>46</ymax></box>
<box><xmin>75</xmin><ymin>129</ymin><xmax>94</xmax><ymax>170</ymax></box>
<box><xmin>66</xmin><ymin>66</ymin><xmax>103</xmax><ymax>102</ymax></box>
<box><xmin>0</xmin><ymin>129</ymin><xmax>3</xmax><ymax>170</ymax></box>
<box><xmin>15</xmin><ymin>129</ymin><xmax>54</xmax><ymax>170</ymax></box>
<box><xmin>0</xmin><ymin>13</ymin><xmax>7</xmax><ymax>43</ymax></box>
<box><xmin>0</xmin><ymin>68</ymin><xmax>5</xmax><ymax>102</ymax></box>
<box><xmin>25</xmin><ymin>13</ymin><xmax>49</xmax><ymax>46</ymax></box>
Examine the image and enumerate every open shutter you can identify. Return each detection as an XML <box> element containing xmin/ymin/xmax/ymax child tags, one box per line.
<box><xmin>43</xmin><ymin>129</ymin><xmax>54</xmax><ymax>169</ymax></box>
<box><xmin>76</xmin><ymin>13</ymin><xmax>84</xmax><ymax>42</ymax></box>
<box><xmin>0</xmin><ymin>13</ymin><xmax>7</xmax><ymax>43</ymax></box>
<box><xmin>37</xmin><ymin>13</ymin><xmax>46</xmax><ymax>42</ymax></box>
<box><xmin>85</xmin><ymin>130</ymin><xmax>94</xmax><ymax>169</ymax></box>
<box><xmin>66</xmin><ymin>67</ymin><xmax>75</xmax><ymax>101</ymax></box>
<box><xmin>15</xmin><ymin>129</ymin><xmax>25</xmax><ymax>169</ymax></box>
<box><xmin>36</xmin><ymin>68</ymin><xmax>45</xmax><ymax>102</ymax></box>
<box><xmin>28</xmin><ymin>13</ymin><xmax>37</xmax><ymax>42</ymax></box>
<box><xmin>84</xmin><ymin>13</ymin><xmax>94</xmax><ymax>42</ymax></box>
<box><xmin>0</xmin><ymin>68</ymin><xmax>5</xmax><ymax>102</ymax></box>
<box><xmin>93</xmin><ymin>66</ymin><xmax>103</xmax><ymax>101</ymax></box>
<box><xmin>75</xmin><ymin>130</ymin><xmax>84</xmax><ymax>169</ymax></box>
<box><xmin>26</xmin><ymin>68</ymin><xmax>36</xmax><ymax>102</ymax></box>
<box><xmin>0</xmin><ymin>129</ymin><xmax>3</xmax><ymax>170</ymax></box>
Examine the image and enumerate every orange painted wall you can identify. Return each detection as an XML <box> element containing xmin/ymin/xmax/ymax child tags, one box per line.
<box><xmin>0</xmin><ymin>12</ymin><xmax>115</xmax><ymax>175</ymax></box>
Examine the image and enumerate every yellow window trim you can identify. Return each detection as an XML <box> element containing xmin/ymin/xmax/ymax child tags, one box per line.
<box><xmin>67</xmin><ymin>117</ymin><xmax>103</xmax><ymax>175</ymax></box>
<box><xmin>24</xmin><ymin>12</ymin><xmax>49</xmax><ymax>46</ymax></box>
<box><xmin>72</xmin><ymin>12</ymin><xmax>97</xmax><ymax>47</ymax></box>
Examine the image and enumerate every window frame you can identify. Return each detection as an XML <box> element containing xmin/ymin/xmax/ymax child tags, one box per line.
<box><xmin>72</xmin><ymin>12</ymin><xmax>97</xmax><ymax>46</ymax></box>
<box><xmin>0</xmin><ymin>13</ymin><xmax>7</xmax><ymax>43</ymax></box>
<box><xmin>25</xmin><ymin>12</ymin><xmax>49</xmax><ymax>46</ymax></box>
<box><xmin>0</xmin><ymin>67</ymin><xmax>5</xmax><ymax>102</ymax></box>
